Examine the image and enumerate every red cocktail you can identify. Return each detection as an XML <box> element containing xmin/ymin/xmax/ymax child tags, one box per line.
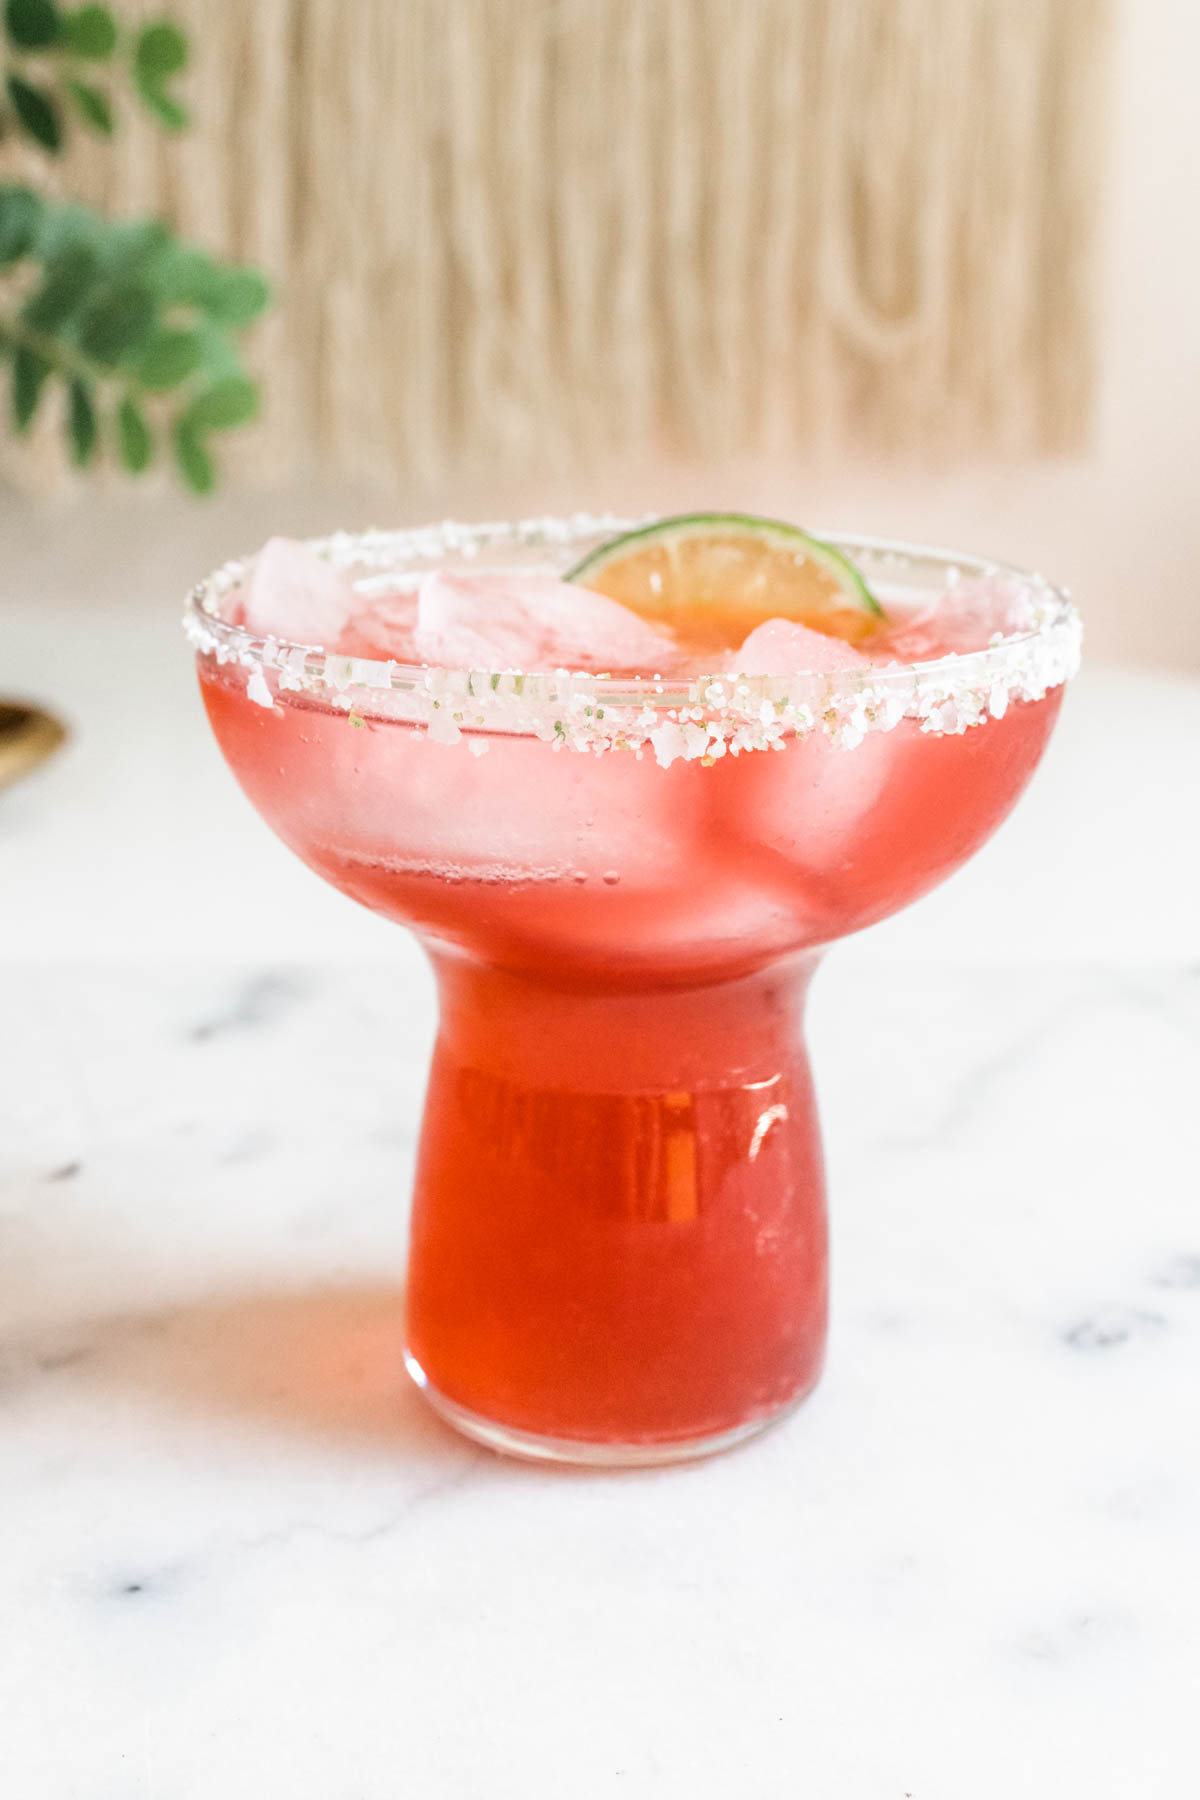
<box><xmin>188</xmin><ymin>517</ymin><xmax>1078</xmax><ymax>1462</ymax></box>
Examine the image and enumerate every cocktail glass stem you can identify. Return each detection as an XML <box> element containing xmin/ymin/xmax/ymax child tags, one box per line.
<box><xmin>404</xmin><ymin>949</ymin><xmax>828</xmax><ymax>1462</ymax></box>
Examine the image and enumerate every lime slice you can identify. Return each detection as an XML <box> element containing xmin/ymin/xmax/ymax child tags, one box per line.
<box><xmin>566</xmin><ymin>513</ymin><xmax>883</xmax><ymax>655</ymax></box>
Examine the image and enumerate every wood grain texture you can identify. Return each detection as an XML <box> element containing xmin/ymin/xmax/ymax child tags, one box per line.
<box><xmin>0</xmin><ymin>0</ymin><xmax>1111</xmax><ymax>490</ymax></box>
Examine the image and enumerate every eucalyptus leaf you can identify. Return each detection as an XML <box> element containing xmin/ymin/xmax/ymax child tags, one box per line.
<box><xmin>95</xmin><ymin>217</ymin><xmax>171</xmax><ymax>279</ymax></box>
<box><xmin>59</xmin><ymin>2</ymin><xmax>115</xmax><ymax>57</ymax></box>
<box><xmin>67</xmin><ymin>78</ymin><xmax>114</xmax><ymax>135</ymax></box>
<box><xmin>134</xmin><ymin>79</ymin><xmax>187</xmax><ymax>131</ymax></box>
<box><xmin>188</xmin><ymin>317</ymin><xmax>242</xmax><ymax>379</ymax></box>
<box><xmin>134</xmin><ymin>18</ymin><xmax>186</xmax><ymax>77</ymax></box>
<box><xmin>205</xmin><ymin>266</ymin><xmax>270</xmax><ymax>326</ymax></box>
<box><xmin>154</xmin><ymin>250</ymin><xmax>267</xmax><ymax>327</ymax></box>
<box><xmin>7</xmin><ymin>74</ymin><xmax>62</xmax><ymax>151</ymax></box>
<box><xmin>153</xmin><ymin>243</ymin><xmax>221</xmax><ymax>309</ymax></box>
<box><xmin>133</xmin><ymin>18</ymin><xmax>188</xmax><ymax>131</ymax></box>
<box><xmin>22</xmin><ymin>240</ymin><xmax>97</xmax><ymax>330</ymax></box>
<box><xmin>185</xmin><ymin>373</ymin><xmax>258</xmax><ymax>433</ymax></box>
<box><xmin>117</xmin><ymin>392</ymin><xmax>152</xmax><ymax>471</ymax></box>
<box><xmin>172</xmin><ymin>416</ymin><xmax>214</xmax><ymax>493</ymax></box>
<box><xmin>67</xmin><ymin>375</ymin><xmax>97</xmax><ymax>463</ymax></box>
<box><xmin>31</xmin><ymin>200</ymin><xmax>102</xmax><ymax>260</ymax></box>
<box><xmin>77</xmin><ymin>282</ymin><xmax>154</xmax><ymax>362</ymax></box>
<box><xmin>136</xmin><ymin>325</ymin><xmax>202</xmax><ymax>389</ymax></box>
<box><xmin>11</xmin><ymin>342</ymin><xmax>51</xmax><ymax>429</ymax></box>
<box><xmin>0</xmin><ymin>185</ymin><xmax>42</xmax><ymax>266</ymax></box>
<box><xmin>5</xmin><ymin>0</ymin><xmax>59</xmax><ymax>50</ymax></box>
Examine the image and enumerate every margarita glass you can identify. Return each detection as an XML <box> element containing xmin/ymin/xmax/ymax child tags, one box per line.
<box><xmin>186</xmin><ymin>517</ymin><xmax>1079</xmax><ymax>1465</ymax></box>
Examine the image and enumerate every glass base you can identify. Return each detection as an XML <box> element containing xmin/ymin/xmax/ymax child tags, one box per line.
<box><xmin>404</xmin><ymin>1349</ymin><xmax>814</xmax><ymax>1468</ymax></box>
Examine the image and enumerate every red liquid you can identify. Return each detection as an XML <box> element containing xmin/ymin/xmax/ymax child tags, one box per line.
<box><xmin>408</xmin><ymin>956</ymin><xmax>826</xmax><ymax>1442</ymax></box>
<box><xmin>199</xmin><ymin>663</ymin><xmax>1062</xmax><ymax>1447</ymax></box>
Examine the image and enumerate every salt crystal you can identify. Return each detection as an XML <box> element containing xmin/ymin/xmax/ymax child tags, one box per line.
<box><xmin>426</xmin><ymin>706</ymin><xmax>462</xmax><ymax>746</ymax></box>
<box><xmin>246</xmin><ymin>668</ymin><xmax>275</xmax><ymax>710</ymax></box>
<box><xmin>649</xmin><ymin>721</ymin><xmax>689</xmax><ymax>768</ymax></box>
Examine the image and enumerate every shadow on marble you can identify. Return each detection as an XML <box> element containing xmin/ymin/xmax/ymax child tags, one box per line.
<box><xmin>3</xmin><ymin>1273</ymin><xmax>732</xmax><ymax>1483</ymax></box>
<box><xmin>71</xmin><ymin>1281</ymin><xmax>468</xmax><ymax>1461</ymax></box>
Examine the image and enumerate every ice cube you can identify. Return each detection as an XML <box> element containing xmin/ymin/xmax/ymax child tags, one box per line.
<box><xmin>937</xmin><ymin>575</ymin><xmax>1036</xmax><ymax>647</ymax></box>
<box><xmin>414</xmin><ymin>570</ymin><xmax>681</xmax><ymax>673</ymax></box>
<box><xmin>233</xmin><ymin>538</ymin><xmax>357</xmax><ymax>647</ymax></box>
<box><xmin>335</xmin><ymin>592</ymin><xmax>421</xmax><ymax>661</ymax></box>
<box><xmin>711</xmin><ymin>621</ymin><xmax>885</xmax><ymax>932</ymax></box>
<box><xmin>736</xmin><ymin>618</ymin><xmax>869</xmax><ymax>675</ymax></box>
<box><xmin>872</xmin><ymin>576</ymin><xmax>1033</xmax><ymax>663</ymax></box>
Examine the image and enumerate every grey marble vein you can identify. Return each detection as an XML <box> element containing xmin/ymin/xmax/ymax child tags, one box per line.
<box><xmin>187</xmin><ymin>970</ymin><xmax>312</xmax><ymax>1042</ymax></box>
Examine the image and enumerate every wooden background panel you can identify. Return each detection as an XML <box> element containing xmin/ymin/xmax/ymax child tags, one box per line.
<box><xmin>0</xmin><ymin>0</ymin><xmax>1111</xmax><ymax>489</ymax></box>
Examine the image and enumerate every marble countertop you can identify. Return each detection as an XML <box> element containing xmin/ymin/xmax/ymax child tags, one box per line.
<box><xmin>2</xmin><ymin>494</ymin><xmax>1199</xmax><ymax>1797</ymax></box>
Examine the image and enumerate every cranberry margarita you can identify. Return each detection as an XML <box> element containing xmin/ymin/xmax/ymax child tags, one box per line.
<box><xmin>187</xmin><ymin>516</ymin><xmax>1079</xmax><ymax>1463</ymax></box>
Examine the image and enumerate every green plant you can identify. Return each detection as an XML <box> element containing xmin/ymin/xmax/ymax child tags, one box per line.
<box><xmin>0</xmin><ymin>2</ymin><xmax>268</xmax><ymax>491</ymax></box>
<box><xmin>2</xmin><ymin>0</ymin><xmax>189</xmax><ymax>149</ymax></box>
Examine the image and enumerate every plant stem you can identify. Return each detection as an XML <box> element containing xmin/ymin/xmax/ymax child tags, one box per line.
<box><xmin>1</xmin><ymin>311</ymin><xmax>136</xmax><ymax>396</ymax></box>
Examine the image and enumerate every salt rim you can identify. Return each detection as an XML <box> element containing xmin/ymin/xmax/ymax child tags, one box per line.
<box><xmin>183</xmin><ymin>514</ymin><xmax>1082</xmax><ymax>764</ymax></box>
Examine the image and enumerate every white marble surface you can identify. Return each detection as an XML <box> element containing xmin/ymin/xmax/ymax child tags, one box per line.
<box><xmin>2</xmin><ymin>494</ymin><xmax>1200</xmax><ymax>1796</ymax></box>
<box><xmin>3</xmin><ymin>960</ymin><xmax>1199</xmax><ymax>1797</ymax></box>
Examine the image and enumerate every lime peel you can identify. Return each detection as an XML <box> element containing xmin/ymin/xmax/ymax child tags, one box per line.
<box><xmin>566</xmin><ymin>512</ymin><xmax>885</xmax><ymax>649</ymax></box>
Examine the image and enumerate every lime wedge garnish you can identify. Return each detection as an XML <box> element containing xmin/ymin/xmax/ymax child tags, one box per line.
<box><xmin>566</xmin><ymin>513</ymin><xmax>883</xmax><ymax>654</ymax></box>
